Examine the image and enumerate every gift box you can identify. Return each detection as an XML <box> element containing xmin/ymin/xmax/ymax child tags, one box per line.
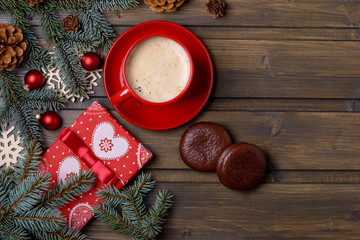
<box><xmin>40</xmin><ymin>101</ymin><xmax>152</xmax><ymax>230</ymax></box>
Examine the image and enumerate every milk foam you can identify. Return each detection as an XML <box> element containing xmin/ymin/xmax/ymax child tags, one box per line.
<box><xmin>125</xmin><ymin>36</ymin><xmax>191</xmax><ymax>103</ymax></box>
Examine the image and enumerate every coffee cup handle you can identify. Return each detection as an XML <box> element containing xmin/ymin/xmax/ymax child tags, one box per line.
<box><xmin>110</xmin><ymin>87</ymin><xmax>133</xmax><ymax>106</ymax></box>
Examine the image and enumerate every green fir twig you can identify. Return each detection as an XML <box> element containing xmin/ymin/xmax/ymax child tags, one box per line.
<box><xmin>0</xmin><ymin>0</ymin><xmax>137</xmax><ymax>145</ymax></box>
<box><xmin>96</xmin><ymin>173</ymin><xmax>174</xmax><ymax>240</ymax></box>
<box><xmin>0</xmin><ymin>141</ymin><xmax>96</xmax><ymax>240</ymax></box>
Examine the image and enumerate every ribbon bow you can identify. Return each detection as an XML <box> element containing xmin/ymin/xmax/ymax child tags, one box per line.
<box><xmin>58</xmin><ymin>127</ymin><xmax>122</xmax><ymax>188</ymax></box>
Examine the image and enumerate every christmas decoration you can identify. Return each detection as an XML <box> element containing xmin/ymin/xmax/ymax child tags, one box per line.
<box><xmin>37</xmin><ymin>111</ymin><xmax>62</xmax><ymax>130</ymax></box>
<box><xmin>206</xmin><ymin>0</ymin><xmax>226</xmax><ymax>18</ymax></box>
<box><xmin>0</xmin><ymin>0</ymin><xmax>138</xmax><ymax>99</ymax></box>
<box><xmin>41</xmin><ymin>101</ymin><xmax>153</xmax><ymax>230</ymax></box>
<box><xmin>62</xmin><ymin>14</ymin><xmax>81</xmax><ymax>33</ymax></box>
<box><xmin>0</xmin><ymin>1</ymin><xmax>139</xmax><ymax>146</ymax></box>
<box><xmin>0</xmin><ymin>23</ymin><xmax>27</xmax><ymax>71</ymax></box>
<box><xmin>24</xmin><ymin>69</ymin><xmax>45</xmax><ymax>90</ymax></box>
<box><xmin>96</xmin><ymin>173</ymin><xmax>174</xmax><ymax>240</ymax></box>
<box><xmin>1</xmin><ymin>1</ymin><xmax>139</xmax><ymax>145</ymax></box>
<box><xmin>43</xmin><ymin>64</ymin><xmax>101</xmax><ymax>102</ymax></box>
<box><xmin>81</xmin><ymin>52</ymin><xmax>101</xmax><ymax>71</ymax></box>
<box><xmin>145</xmin><ymin>0</ymin><xmax>185</xmax><ymax>12</ymax></box>
<box><xmin>0</xmin><ymin>140</ymin><xmax>96</xmax><ymax>239</ymax></box>
<box><xmin>25</xmin><ymin>0</ymin><xmax>44</xmax><ymax>6</ymax></box>
<box><xmin>0</xmin><ymin>124</ymin><xmax>23</xmax><ymax>167</ymax></box>
<box><xmin>0</xmin><ymin>71</ymin><xmax>66</xmax><ymax>143</ymax></box>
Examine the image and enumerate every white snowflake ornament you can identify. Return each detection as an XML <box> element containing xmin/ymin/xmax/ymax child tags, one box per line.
<box><xmin>42</xmin><ymin>65</ymin><xmax>101</xmax><ymax>102</ymax></box>
<box><xmin>0</xmin><ymin>125</ymin><xmax>23</xmax><ymax>167</ymax></box>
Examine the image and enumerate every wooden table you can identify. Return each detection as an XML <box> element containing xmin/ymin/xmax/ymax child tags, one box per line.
<box><xmin>16</xmin><ymin>1</ymin><xmax>360</xmax><ymax>239</ymax></box>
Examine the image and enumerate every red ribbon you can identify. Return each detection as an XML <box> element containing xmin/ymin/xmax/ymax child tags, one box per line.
<box><xmin>58</xmin><ymin>127</ymin><xmax>122</xmax><ymax>188</ymax></box>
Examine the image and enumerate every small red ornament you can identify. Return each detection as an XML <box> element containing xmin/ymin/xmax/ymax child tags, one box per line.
<box><xmin>36</xmin><ymin>111</ymin><xmax>62</xmax><ymax>130</ymax></box>
<box><xmin>81</xmin><ymin>52</ymin><xmax>101</xmax><ymax>71</ymax></box>
<box><xmin>24</xmin><ymin>69</ymin><xmax>45</xmax><ymax>90</ymax></box>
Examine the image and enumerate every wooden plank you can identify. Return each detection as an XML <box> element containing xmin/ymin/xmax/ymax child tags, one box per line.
<box><xmin>353</xmin><ymin>100</ymin><xmax>360</xmax><ymax>112</ymax></box>
<box><xmin>99</xmin><ymin>1</ymin><xmax>360</xmax><ymax>28</ymax></box>
<box><xmin>2</xmin><ymin>1</ymin><xmax>360</xmax><ymax>28</ymax></box>
<box><xmin>66</xmin><ymin>97</ymin><xmax>355</xmax><ymax>112</ymax></box>
<box><xmin>53</xmin><ymin>39</ymin><xmax>360</xmax><ymax>99</ymax></box>
<box><xmin>148</xmin><ymin>169</ymin><xmax>360</xmax><ymax>184</ymax></box>
<box><xmin>45</xmin><ymin>110</ymin><xmax>360</xmax><ymax>170</ymax></box>
<box><xmin>207</xmin><ymin>39</ymin><xmax>360</xmax><ymax>98</ymax></box>
<box><xmin>9</xmin><ymin>35</ymin><xmax>360</xmax><ymax>99</ymax></box>
<box><xmin>27</xmin><ymin>26</ymin><xmax>360</xmax><ymax>41</ymax></box>
<box><xmin>86</xmin><ymin>39</ymin><xmax>360</xmax><ymax>98</ymax></box>
<box><xmin>83</xmin><ymin>183</ymin><xmax>360</xmax><ymax>239</ymax></box>
<box><xmin>206</xmin><ymin>98</ymin><xmax>355</xmax><ymax>112</ymax></box>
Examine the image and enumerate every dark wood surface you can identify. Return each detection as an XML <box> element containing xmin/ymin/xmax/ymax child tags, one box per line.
<box><xmin>5</xmin><ymin>1</ymin><xmax>360</xmax><ymax>239</ymax></box>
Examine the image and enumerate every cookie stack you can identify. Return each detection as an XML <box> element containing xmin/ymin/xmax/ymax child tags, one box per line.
<box><xmin>179</xmin><ymin>122</ymin><xmax>266</xmax><ymax>191</ymax></box>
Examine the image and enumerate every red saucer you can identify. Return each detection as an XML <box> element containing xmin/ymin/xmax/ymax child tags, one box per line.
<box><xmin>103</xmin><ymin>21</ymin><xmax>213</xmax><ymax>130</ymax></box>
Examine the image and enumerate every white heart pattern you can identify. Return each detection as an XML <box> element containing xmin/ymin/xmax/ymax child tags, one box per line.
<box><xmin>137</xmin><ymin>143</ymin><xmax>152</xmax><ymax>169</ymax></box>
<box><xmin>92</xmin><ymin>121</ymin><xmax>129</xmax><ymax>160</ymax></box>
<box><xmin>69</xmin><ymin>202</ymin><xmax>93</xmax><ymax>230</ymax></box>
<box><xmin>58</xmin><ymin>156</ymin><xmax>81</xmax><ymax>183</ymax></box>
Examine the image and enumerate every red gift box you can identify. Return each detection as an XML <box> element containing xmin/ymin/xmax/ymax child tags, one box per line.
<box><xmin>40</xmin><ymin>101</ymin><xmax>152</xmax><ymax>230</ymax></box>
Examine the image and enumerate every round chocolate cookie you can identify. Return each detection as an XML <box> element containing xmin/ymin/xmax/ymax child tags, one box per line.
<box><xmin>179</xmin><ymin>122</ymin><xmax>232</xmax><ymax>171</ymax></box>
<box><xmin>217</xmin><ymin>142</ymin><xmax>266</xmax><ymax>191</ymax></box>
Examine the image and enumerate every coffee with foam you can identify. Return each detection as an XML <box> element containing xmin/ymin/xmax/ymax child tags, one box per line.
<box><xmin>125</xmin><ymin>36</ymin><xmax>191</xmax><ymax>103</ymax></box>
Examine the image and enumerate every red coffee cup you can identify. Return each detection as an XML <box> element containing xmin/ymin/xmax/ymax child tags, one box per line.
<box><xmin>110</xmin><ymin>34</ymin><xmax>194</xmax><ymax>106</ymax></box>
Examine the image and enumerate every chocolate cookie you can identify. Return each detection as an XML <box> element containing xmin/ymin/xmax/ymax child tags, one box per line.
<box><xmin>217</xmin><ymin>142</ymin><xmax>266</xmax><ymax>191</ymax></box>
<box><xmin>179</xmin><ymin>122</ymin><xmax>232</xmax><ymax>171</ymax></box>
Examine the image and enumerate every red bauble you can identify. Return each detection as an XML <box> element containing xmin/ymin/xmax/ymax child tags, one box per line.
<box><xmin>81</xmin><ymin>52</ymin><xmax>101</xmax><ymax>71</ymax></box>
<box><xmin>37</xmin><ymin>111</ymin><xmax>62</xmax><ymax>130</ymax></box>
<box><xmin>24</xmin><ymin>69</ymin><xmax>45</xmax><ymax>90</ymax></box>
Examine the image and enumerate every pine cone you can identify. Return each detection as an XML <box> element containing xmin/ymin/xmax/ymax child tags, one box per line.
<box><xmin>144</xmin><ymin>0</ymin><xmax>185</xmax><ymax>13</ymax></box>
<box><xmin>62</xmin><ymin>15</ymin><xmax>81</xmax><ymax>33</ymax></box>
<box><xmin>0</xmin><ymin>23</ymin><xmax>27</xmax><ymax>72</ymax></box>
<box><xmin>206</xmin><ymin>0</ymin><xmax>226</xmax><ymax>18</ymax></box>
<box><xmin>25</xmin><ymin>0</ymin><xmax>44</xmax><ymax>6</ymax></box>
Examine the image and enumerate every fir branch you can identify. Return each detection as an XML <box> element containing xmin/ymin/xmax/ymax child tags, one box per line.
<box><xmin>144</xmin><ymin>190</ymin><xmax>173</xmax><ymax>239</ymax></box>
<box><xmin>0</xmin><ymin>71</ymin><xmax>43</xmax><ymax>142</ymax></box>
<box><xmin>0</xmin><ymin>0</ymin><xmax>141</xmax><ymax>145</ymax></box>
<box><xmin>0</xmin><ymin>104</ymin><xmax>11</xmax><ymax>131</ymax></box>
<box><xmin>24</xmin><ymin>88</ymin><xmax>66</xmax><ymax>111</ymax></box>
<box><xmin>40</xmin><ymin>170</ymin><xmax>96</xmax><ymax>208</ymax></box>
<box><xmin>97</xmin><ymin>173</ymin><xmax>155</xmax><ymax>207</ymax></box>
<box><xmin>22</xmin><ymin>29</ymin><xmax>52</xmax><ymax>70</ymax></box>
<box><xmin>97</xmin><ymin>184</ymin><xmax>128</xmax><ymax>207</ymax></box>
<box><xmin>95</xmin><ymin>173</ymin><xmax>174</xmax><ymax>240</ymax></box>
<box><xmin>35</xmin><ymin>226</ymin><xmax>88</xmax><ymax>240</ymax></box>
<box><xmin>8</xmin><ymin>173</ymin><xmax>51</xmax><ymax>215</ymax></box>
<box><xmin>0</xmin><ymin>71</ymin><xmax>25</xmax><ymax>103</ymax></box>
<box><xmin>64</xmin><ymin>31</ymin><xmax>99</xmax><ymax>53</ymax></box>
<box><xmin>14</xmin><ymin>141</ymin><xmax>43</xmax><ymax>182</ymax></box>
<box><xmin>91</xmin><ymin>0</ymin><xmax>139</xmax><ymax>12</ymax></box>
<box><xmin>37</xmin><ymin>5</ymin><xmax>66</xmax><ymax>44</ymax></box>
<box><xmin>53</xmin><ymin>44</ymin><xmax>89</xmax><ymax>98</ymax></box>
<box><xmin>0</xmin><ymin>144</ymin><xmax>94</xmax><ymax>239</ymax></box>
<box><xmin>0</xmin><ymin>167</ymin><xmax>15</xmax><ymax>214</ymax></box>
<box><xmin>78</xmin><ymin>8</ymin><xmax>115</xmax><ymax>50</ymax></box>
<box><xmin>7</xmin><ymin>6</ymin><xmax>51</xmax><ymax>70</ymax></box>
<box><xmin>96</xmin><ymin>205</ymin><xmax>143</xmax><ymax>238</ymax></box>
<box><xmin>121</xmin><ymin>187</ymin><xmax>147</xmax><ymax>227</ymax></box>
<box><xmin>11</xmin><ymin>105</ymin><xmax>43</xmax><ymax>143</ymax></box>
<box><xmin>133</xmin><ymin>172</ymin><xmax>155</xmax><ymax>197</ymax></box>
<box><xmin>8</xmin><ymin>208</ymin><xmax>65</xmax><ymax>232</ymax></box>
<box><xmin>54</xmin><ymin>0</ymin><xmax>91</xmax><ymax>12</ymax></box>
<box><xmin>0</xmin><ymin>224</ymin><xmax>28</xmax><ymax>240</ymax></box>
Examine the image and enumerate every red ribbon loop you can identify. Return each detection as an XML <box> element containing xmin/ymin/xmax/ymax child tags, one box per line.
<box><xmin>58</xmin><ymin>127</ymin><xmax>120</xmax><ymax>186</ymax></box>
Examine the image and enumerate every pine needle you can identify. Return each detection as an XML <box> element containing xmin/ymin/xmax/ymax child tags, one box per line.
<box><xmin>0</xmin><ymin>140</ymin><xmax>96</xmax><ymax>239</ymax></box>
<box><xmin>95</xmin><ymin>173</ymin><xmax>174</xmax><ymax>240</ymax></box>
<box><xmin>0</xmin><ymin>0</ymin><xmax>138</xmax><ymax>145</ymax></box>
